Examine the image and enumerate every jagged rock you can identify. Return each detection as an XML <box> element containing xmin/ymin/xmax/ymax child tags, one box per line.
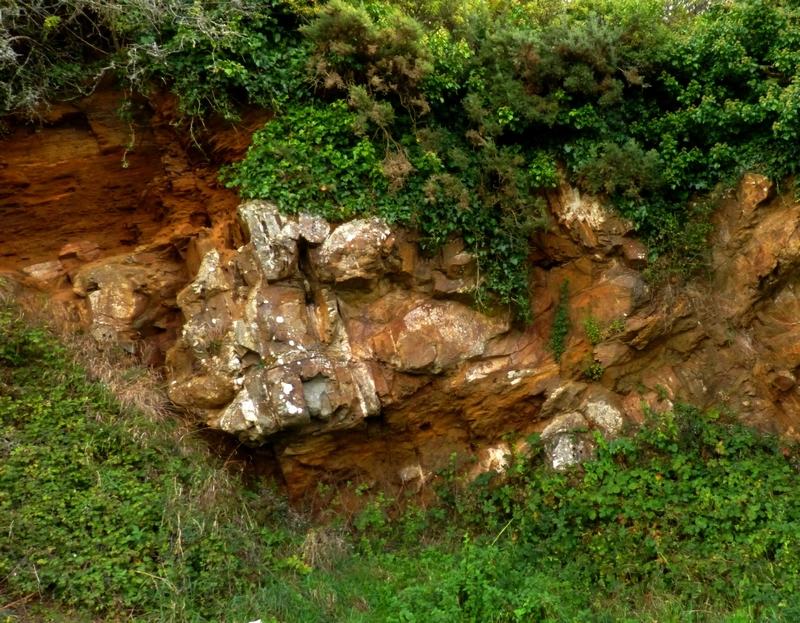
<box><xmin>309</xmin><ymin>218</ymin><xmax>393</xmax><ymax>283</ymax></box>
<box><xmin>165</xmin><ymin>206</ymin><xmax>391</xmax><ymax>446</ymax></box>
<box><xmin>238</xmin><ymin>201</ymin><xmax>299</xmax><ymax>282</ymax></box>
<box><xmin>541</xmin><ymin>412</ymin><xmax>592</xmax><ymax>471</ymax></box>
<box><xmin>583</xmin><ymin>398</ymin><xmax>624</xmax><ymax>438</ymax></box>
<box><xmin>14</xmin><ymin>102</ymin><xmax>800</xmax><ymax>498</ymax></box>
<box><xmin>71</xmin><ymin>243</ymin><xmax>187</xmax><ymax>358</ymax></box>
<box><xmin>21</xmin><ymin>261</ymin><xmax>65</xmax><ymax>284</ymax></box>
<box><xmin>773</xmin><ymin>370</ymin><xmax>796</xmax><ymax>392</ymax></box>
<box><xmin>594</xmin><ymin>340</ymin><xmax>633</xmax><ymax>367</ymax></box>
<box><xmin>737</xmin><ymin>173</ymin><xmax>774</xmax><ymax>215</ymax></box>
<box><xmin>299</xmin><ymin>213</ymin><xmax>330</xmax><ymax>245</ymax></box>
<box><xmin>59</xmin><ymin>241</ymin><xmax>101</xmax><ymax>279</ymax></box>
<box><xmin>169</xmin><ymin>375</ymin><xmax>236</xmax><ymax>409</ymax></box>
<box><xmin>371</xmin><ymin>301</ymin><xmax>509</xmax><ymax>374</ymax></box>
<box><xmin>540</xmin><ymin>383</ymin><xmax>587</xmax><ymax>420</ymax></box>
<box><xmin>621</xmin><ymin>238</ymin><xmax>648</xmax><ymax>269</ymax></box>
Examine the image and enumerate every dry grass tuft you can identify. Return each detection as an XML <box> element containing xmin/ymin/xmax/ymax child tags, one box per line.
<box><xmin>29</xmin><ymin>295</ymin><xmax>174</xmax><ymax>426</ymax></box>
<box><xmin>301</xmin><ymin>526</ymin><xmax>351</xmax><ymax>572</ymax></box>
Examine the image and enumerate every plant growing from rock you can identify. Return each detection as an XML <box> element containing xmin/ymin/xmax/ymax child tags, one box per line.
<box><xmin>548</xmin><ymin>279</ymin><xmax>570</xmax><ymax>361</ymax></box>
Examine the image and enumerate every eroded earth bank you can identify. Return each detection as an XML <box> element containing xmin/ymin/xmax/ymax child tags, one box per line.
<box><xmin>4</xmin><ymin>92</ymin><xmax>800</xmax><ymax>502</ymax></box>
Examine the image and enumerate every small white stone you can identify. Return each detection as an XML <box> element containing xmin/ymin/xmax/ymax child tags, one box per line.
<box><xmin>281</xmin><ymin>382</ymin><xmax>293</xmax><ymax>395</ymax></box>
<box><xmin>289</xmin><ymin>340</ymin><xmax>295</xmax><ymax>346</ymax></box>
<box><xmin>276</xmin><ymin>316</ymin><xmax>284</xmax><ymax>324</ymax></box>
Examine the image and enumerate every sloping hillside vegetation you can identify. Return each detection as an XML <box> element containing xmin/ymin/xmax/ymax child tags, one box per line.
<box><xmin>4</xmin><ymin>0</ymin><xmax>800</xmax><ymax>315</ymax></box>
<box><xmin>4</xmin><ymin>297</ymin><xmax>800</xmax><ymax>621</ymax></box>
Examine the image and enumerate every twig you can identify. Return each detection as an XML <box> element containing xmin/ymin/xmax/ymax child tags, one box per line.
<box><xmin>1</xmin><ymin>591</ymin><xmax>37</xmax><ymax>609</ymax></box>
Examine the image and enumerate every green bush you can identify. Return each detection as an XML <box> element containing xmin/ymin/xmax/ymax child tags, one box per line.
<box><xmin>357</xmin><ymin>405</ymin><xmax>800</xmax><ymax>621</ymax></box>
<box><xmin>7</xmin><ymin>0</ymin><xmax>800</xmax><ymax>316</ymax></box>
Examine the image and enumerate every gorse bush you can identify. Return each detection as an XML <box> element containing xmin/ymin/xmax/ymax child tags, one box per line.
<box><xmin>223</xmin><ymin>0</ymin><xmax>800</xmax><ymax>314</ymax></box>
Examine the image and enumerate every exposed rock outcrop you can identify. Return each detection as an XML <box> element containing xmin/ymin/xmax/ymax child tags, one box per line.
<box><xmin>7</xmin><ymin>91</ymin><xmax>800</xmax><ymax>501</ymax></box>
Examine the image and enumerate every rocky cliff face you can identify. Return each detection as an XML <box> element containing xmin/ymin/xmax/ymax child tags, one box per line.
<box><xmin>4</xmin><ymin>92</ymin><xmax>800</xmax><ymax>501</ymax></box>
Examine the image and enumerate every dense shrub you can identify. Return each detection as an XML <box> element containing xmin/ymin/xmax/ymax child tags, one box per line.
<box><xmin>357</xmin><ymin>405</ymin><xmax>800</xmax><ymax>621</ymax></box>
<box><xmin>5</xmin><ymin>0</ymin><xmax>800</xmax><ymax>316</ymax></box>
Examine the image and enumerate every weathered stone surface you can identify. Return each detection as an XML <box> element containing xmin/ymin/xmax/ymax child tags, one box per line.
<box><xmin>238</xmin><ymin>201</ymin><xmax>299</xmax><ymax>282</ymax></box>
<box><xmin>548</xmin><ymin>179</ymin><xmax>633</xmax><ymax>253</ymax></box>
<box><xmin>371</xmin><ymin>301</ymin><xmax>509</xmax><ymax>374</ymax></box>
<box><xmin>71</xmin><ymin>243</ymin><xmax>187</xmax><ymax>357</ymax></box>
<box><xmin>169</xmin><ymin>375</ymin><xmax>236</xmax><ymax>409</ymax></box>
<box><xmin>541</xmin><ymin>413</ymin><xmax>592</xmax><ymax>471</ymax></box>
<box><xmin>309</xmin><ymin>218</ymin><xmax>393</xmax><ymax>283</ymax></box>
<box><xmin>21</xmin><ymin>261</ymin><xmax>65</xmax><ymax>284</ymax></box>
<box><xmin>63</xmin><ymin>175</ymin><xmax>800</xmax><ymax>496</ymax></box>
<box><xmin>737</xmin><ymin>173</ymin><xmax>774</xmax><ymax>215</ymax></box>
<box><xmin>773</xmin><ymin>370</ymin><xmax>797</xmax><ymax>392</ymax></box>
<box><xmin>583</xmin><ymin>398</ymin><xmax>624</xmax><ymax>437</ymax></box>
<box><xmin>594</xmin><ymin>340</ymin><xmax>633</xmax><ymax>367</ymax></box>
<box><xmin>299</xmin><ymin>212</ymin><xmax>330</xmax><ymax>245</ymax></box>
<box><xmin>541</xmin><ymin>412</ymin><xmax>588</xmax><ymax>439</ymax></box>
<box><xmin>59</xmin><ymin>240</ymin><xmax>100</xmax><ymax>262</ymax></box>
<box><xmin>621</xmin><ymin>238</ymin><xmax>648</xmax><ymax>269</ymax></box>
<box><xmin>59</xmin><ymin>240</ymin><xmax>101</xmax><ymax>278</ymax></box>
<box><xmin>16</xmin><ymin>116</ymin><xmax>800</xmax><ymax>501</ymax></box>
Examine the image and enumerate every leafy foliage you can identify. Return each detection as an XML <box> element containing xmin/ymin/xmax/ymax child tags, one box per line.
<box><xmin>0</xmin><ymin>303</ymin><xmax>304</xmax><ymax>618</ymax></box>
<box><xmin>356</xmin><ymin>405</ymin><xmax>800</xmax><ymax>621</ymax></box>
<box><xmin>7</xmin><ymin>0</ymin><xmax>800</xmax><ymax>315</ymax></box>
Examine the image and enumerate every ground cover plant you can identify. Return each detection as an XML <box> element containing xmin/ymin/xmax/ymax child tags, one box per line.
<box><xmin>4</xmin><ymin>0</ymin><xmax>800</xmax><ymax>316</ymax></box>
<box><xmin>4</xmin><ymin>299</ymin><xmax>800</xmax><ymax>621</ymax></box>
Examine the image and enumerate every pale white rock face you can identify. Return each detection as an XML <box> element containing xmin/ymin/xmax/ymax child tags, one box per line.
<box><xmin>161</xmin><ymin>199</ymin><xmax>624</xmax><ymax>457</ymax></box>
<box><xmin>374</xmin><ymin>300</ymin><xmax>510</xmax><ymax>374</ymax></box>
<box><xmin>541</xmin><ymin>412</ymin><xmax>588</xmax><ymax>440</ymax></box>
<box><xmin>310</xmin><ymin>217</ymin><xmax>392</xmax><ymax>283</ymax></box>
<box><xmin>21</xmin><ymin>260</ymin><xmax>64</xmax><ymax>283</ymax></box>
<box><xmin>217</xmin><ymin>385</ymin><xmax>280</xmax><ymax>444</ymax></box>
<box><xmin>549</xmin><ymin>435</ymin><xmax>591</xmax><ymax>471</ymax></box>
<box><xmin>238</xmin><ymin>200</ymin><xmax>299</xmax><ymax>282</ymax></box>
<box><xmin>558</xmin><ymin>186</ymin><xmax>608</xmax><ymax>230</ymax></box>
<box><xmin>583</xmin><ymin>399</ymin><xmax>624</xmax><ymax>437</ymax></box>
<box><xmin>190</xmin><ymin>250</ymin><xmax>229</xmax><ymax>300</ymax></box>
<box><xmin>541</xmin><ymin>412</ymin><xmax>592</xmax><ymax>472</ymax></box>
<box><xmin>474</xmin><ymin>442</ymin><xmax>512</xmax><ymax>476</ymax></box>
<box><xmin>398</xmin><ymin>463</ymin><xmax>432</xmax><ymax>487</ymax></box>
<box><xmin>166</xmin><ymin>207</ymin><xmax>386</xmax><ymax>446</ymax></box>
